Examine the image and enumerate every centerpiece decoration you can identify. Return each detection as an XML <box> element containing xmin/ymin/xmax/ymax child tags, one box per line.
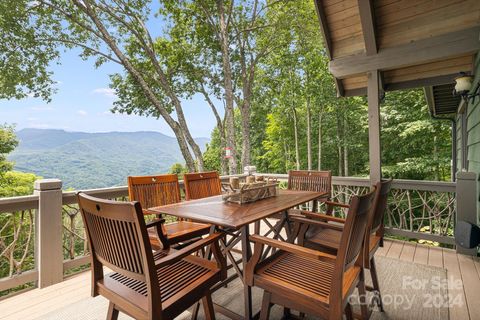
<box><xmin>222</xmin><ymin>175</ymin><xmax>278</xmax><ymax>204</ymax></box>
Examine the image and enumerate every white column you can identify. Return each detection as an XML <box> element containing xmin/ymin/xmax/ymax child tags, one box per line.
<box><xmin>367</xmin><ymin>70</ymin><xmax>382</xmax><ymax>184</ymax></box>
<box><xmin>34</xmin><ymin>179</ymin><xmax>64</xmax><ymax>288</ymax></box>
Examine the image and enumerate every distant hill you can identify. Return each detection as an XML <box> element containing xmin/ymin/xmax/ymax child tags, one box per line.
<box><xmin>8</xmin><ymin>129</ymin><xmax>209</xmax><ymax>190</ymax></box>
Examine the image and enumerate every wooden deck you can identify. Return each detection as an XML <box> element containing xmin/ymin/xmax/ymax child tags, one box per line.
<box><xmin>1</xmin><ymin>239</ymin><xmax>479</xmax><ymax>320</ymax></box>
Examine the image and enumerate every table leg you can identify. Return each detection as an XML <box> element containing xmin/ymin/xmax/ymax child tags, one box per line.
<box><xmin>240</xmin><ymin>224</ymin><xmax>253</xmax><ymax>320</ymax></box>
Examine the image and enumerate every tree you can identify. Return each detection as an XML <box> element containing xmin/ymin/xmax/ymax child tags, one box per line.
<box><xmin>1</xmin><ymin>0</ymin><xmax>205</xmax><ymax>172</ymax></box>
<box><xmin>0</xmin><ymin>125</ymin><xmax>18</xmax><ymax>175</ymax></box>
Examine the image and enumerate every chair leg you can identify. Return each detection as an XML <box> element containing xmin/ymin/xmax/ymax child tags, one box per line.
<box><xmin>345</xmin><ymin>302</ymin><xmax>354</xmax><ymax>320</ymax></box>
<box><xmin>259</xmin><ymin>291</ymin><xmax>272</xmax><ymax>320</ymax></box>
<box><xmin>358</xmin><ymin>269</ymin><xmax>370</xmax><ymax>320</ymax></box>
<box><xmin>190</xmin><ymin>302</ymin><xmax>201</xmax><ymax>320</ymax></box>
<box><xmin>202</xmin><ymin>293</ymin><xmax>216</xmax><ymax>320</ymax></box>
<box><xmin>370</xmin><ymin>256</ymin><xmax>384</xmax><ymax>312</ymax></box>
<box><xmin>106</xmin><ymin>302</ymin><xmax>119</xmax><ymax>320</ymax></box>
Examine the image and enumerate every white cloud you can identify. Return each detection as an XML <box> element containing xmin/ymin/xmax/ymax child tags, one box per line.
<box><xmin>30</xmin><ymin>106</ymin><xmax>54</xmax><ymax>111</ymax></box>
<box><xmin>92</xmin><ymin>88</ymin><xmax>116</xmax><ymax>98</ymax></box>
<box><xmin>27</xmin><ymin>117</ymin><xmax>38</xmax><ymax>121</ymax></box>
<box><xmin>77</xmin><ymin>110</ymin><xmax>88</xmax><ymax>116</ymax></box>
<box><xmin>30</xmin><ymin>123</ymin><xmax>50</xmax><ymax>129</ymax></box>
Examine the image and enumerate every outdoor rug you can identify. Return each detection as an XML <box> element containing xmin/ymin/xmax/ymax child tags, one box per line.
<box><xmin>36</xmin><ymin>255</ymin><xmax>449</xmax><ymax>320</ymax></box>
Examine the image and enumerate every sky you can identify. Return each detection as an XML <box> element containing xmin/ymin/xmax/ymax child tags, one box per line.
<box><xmin>0</xmin><ymin>48</ymin><xmax>220</xmax><ymax>139</ymax></box>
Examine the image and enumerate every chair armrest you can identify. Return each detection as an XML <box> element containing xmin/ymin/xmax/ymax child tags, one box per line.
<box><xmin>301</xmin><ymin>211</ymin><xmax>346</xmax><ymax>224</ymax></box>
<box><xmin>143</xmin><ymin>208</ymin><xmax>162</xmax><ymax>216</ymax></box>
<box><xmin>145</xmin><ymin>218</ymin><xmax>165</xmax><ymax>229</ymax></box>
<box><xmin>154</xmin><ymin>232</ymin><xmax>224</xmax><ymax>269</ymax></box>
<box><xmin>290</xmin><ymin>215</ymin><xmax>344</xmax><ymax>231</ymax></box>
<box><xmin>249</xmin><ymin>235</ymin><xmax>336</xmax><ymax>262</ymax></box>
<box><xmin>324</xmin><ymin>200</ymin><xmax>350</xmax><ymax>208</ymax></box>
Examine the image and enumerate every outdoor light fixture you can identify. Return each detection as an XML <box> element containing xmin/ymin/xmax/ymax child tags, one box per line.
<box><xmin>453</xmin><ymin>72</ymin><xmax>480</xmax><ymax>103</ymax></box>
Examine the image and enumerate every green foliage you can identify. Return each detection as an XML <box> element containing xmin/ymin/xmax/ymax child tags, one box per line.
<box><xmin>168</xmin><ymin>163</ymin><xmax>187</xmax><ymax>179</ymax></box>
<box><xmin>203</xmin><ymin>1</ymin><xmax>452</xmax><ymax>181</ymax></box>
<box><xmin>0</xmin><ymin>171</ymin><xmax>38</xmax><ymax>198</ymax></box>
<box><xmin>203</xmin><ymin>127</ymin><xmax>223</xmax><ymax>172</ymax></box>
<box><xmin>0</xmin><ymin>124</ymin><xmax>18</xmax><ymax>174</ymax></box>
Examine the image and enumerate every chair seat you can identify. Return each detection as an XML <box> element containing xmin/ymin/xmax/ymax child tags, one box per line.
<box><xmin>254</xmin><ymin>252</ymin><xmax>361</xmax><ymax>305</ymax></box>
<box><xmin>148</xmin><ymin>221</ymin><xmax>211</xmax><ymax>248</ymax></box>
<box><xmin>306</xmin><ymin>228</ymin><xmax>382</xmax><ymax>257</ymax></box>
<box><xmin>99</xmin><ymin>251</ymin><xmax>222</xmax><ymax>319</ymax></box>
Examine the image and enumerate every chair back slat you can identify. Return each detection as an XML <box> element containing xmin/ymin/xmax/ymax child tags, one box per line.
<box><xmin>78</xmin><ymin>193</ymin><xmax>156</xmax><ymax>283</ymax></box>
<box><xmin>288</xmin><ymin>170</ymin><xmax>332</xmax><ymax>199</ymax></box>
<box><xmin>128</xmin><ymin>174</ymin><xmax>181</xmax><ymax>208</ymax></box>
<box><xmin>337</xmin><ymin>190</ymin><xmax>375</xmax><ymax>271</ymax></box>
<box><xmin>183</xmin><ymin>171</ymin><xmax>222</xmax><ymax>200</ymax></box>
<box><xmin>370</xmin><ymin>178</ymin><xmax>393</xmax><ymax>235</ymax></box>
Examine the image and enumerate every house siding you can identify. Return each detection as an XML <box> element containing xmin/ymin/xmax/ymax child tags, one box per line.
<box><xmin>459</xmin><ymin>52</ymin><xmax>480</xmax><ymax>223</ymax></box>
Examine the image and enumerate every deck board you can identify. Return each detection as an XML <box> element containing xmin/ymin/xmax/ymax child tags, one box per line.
<box><xmin>398</xmin><ymin>242</ymin><xmax>416</xmax><ymax>262</ymax></box>
<box><xmin>0</xmin><ymin>239</ymin><xmax>477</xmax><ymax>320</ymax></box>
<box><xmin>413</xmin><ymin>243</ymin><xmax>429</xmax><ymax>265</ymax></box>
<box><xmin>443</xmin><ymin>248</ymin><xmax>470</xmax><ymax>320</ymax></box>
<box><xmin>458</xmin><ymin>254</ymin><xmax>480</xmax><ymax>319</ymax></box>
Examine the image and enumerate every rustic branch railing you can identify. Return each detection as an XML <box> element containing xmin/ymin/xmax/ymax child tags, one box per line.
<box><xmin>258</xmin><ymin>173</ymin><xmax>457</xmax><ymax>245</ymax></box>
<box><xmin>0</xmin><ymin>172</ymin><xmax>475</xmax><ymax>297</ymax></box>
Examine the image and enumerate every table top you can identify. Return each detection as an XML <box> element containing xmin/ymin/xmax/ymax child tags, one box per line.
<box><xmin>148</xmin><ymin>189</ymin><xmax>326</xmax><ymax>229</ymax></box>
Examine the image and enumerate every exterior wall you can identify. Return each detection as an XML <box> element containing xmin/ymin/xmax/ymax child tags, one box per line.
<box><xmin>457</xmin><ymin>52</ymin><xmax>480</xmax><ymax>223</ymax></box>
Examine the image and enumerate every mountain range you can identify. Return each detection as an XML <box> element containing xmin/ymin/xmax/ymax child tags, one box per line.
<box><xmin>8</xmin><ymin>128</ymin><xmax>209</xmax><ymax>190</ymax></box>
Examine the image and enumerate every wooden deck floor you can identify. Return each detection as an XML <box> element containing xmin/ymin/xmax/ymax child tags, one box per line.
<box><xmin>1</xmin><ymin>239</ymin><xmax>479</xmax><ymax>320</ymax></box>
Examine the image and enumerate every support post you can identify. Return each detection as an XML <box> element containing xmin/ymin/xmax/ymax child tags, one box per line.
<box><xmin>455</xmin><ymin>172</ymin><xmax>478</xmax><ymax>255</ymax></box>
<box><xmin>34</xmin><ymin>179</ymin><xmax>64</xmax><ymax>288</ymax></box>
<box><xmin>367</xmin><ymin>70</ymin><xmax>382</xmax><ymax>184</ymax></box>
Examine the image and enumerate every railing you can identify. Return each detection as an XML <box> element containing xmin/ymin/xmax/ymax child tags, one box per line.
<box><xmin>258</xmin><ymin>173</ymin><xmax>457</xmax><ymax>245</ymax></box>
<box><xmin>0</xmin><ymin>172</ymin><xmax>477</xmax><ymax>297</ymax></box>
<box><xmin>0</xmin><ymin>175</ymin><xmax>244</xmax><ymax>296</ymax></box>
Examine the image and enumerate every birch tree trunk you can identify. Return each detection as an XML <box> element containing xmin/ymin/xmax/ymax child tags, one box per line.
<box><xmin>217</xmin><ymin>0</ymin><xmax>238</xmax><ymax>174</ymax></box>
<box><xmin>306</xmin><ymin>97</ymin><xmax>312</xmax><ymax>170</ymax></box>
<box><xmin>318</xmin><ymin>109</ymin><xmax>323</xmax><ymax>171</ymax></box>
<box><xmin>293</xmin><ymin>107</ymin><xmax>300</xmax><ymax>170</ymax></box>
<box><xmin>343</xmin><ymin>116</ymin><xmax>349</xmax><ymax>177</ymax></box>
<box><xmin>336</xmin><ymin>109</ymin><xmax>343</xmax><ymax>176</ymax></box>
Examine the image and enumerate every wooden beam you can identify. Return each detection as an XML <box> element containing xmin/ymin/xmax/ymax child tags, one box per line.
<box><xmin>334</xmin><ymin>78</ymin><xmax>345</xmax><ymax>97</ymax></box>
<box><xmin>330</xmin><ymin>27</ymin><xmax>480</xmax><ymax>78</ymax></box>
<box><xmin>343</xmin><ymin>73</ymin><xmax>459</xmax><ymax>97</ymax></box>
<box><xmin>424</xmin><ymin>86</ymin><xmax>436</xmax><ymax>116</ymax></box>
<box><xmin>367</xmin><ymin>70</ymin><xmax>381</xmax><ymax>184</ymax></box>
<box><xmin>357</xmin><ymin>0</ymin><xmax>377</xmax><ymax>55</ymax></box>
<box><xmin>313</xmin><ymin>0</ymin><xmax>333</xmax><ymax>60</ymax></box>
<box><xmin>384</xmin><ymin>73</ymin><xmax>458</xmax><ymax>91</ymax></box>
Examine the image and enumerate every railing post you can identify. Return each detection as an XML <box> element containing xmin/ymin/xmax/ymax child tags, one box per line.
<box><xmin>34</xmin><ymin>179</ymin><xmax>64</xmax><ymax>288</ymax></box>
<box><xmin>455</xmin><ymin>172</ymin><xmax>478</xmax><ymax>256</ymax></box>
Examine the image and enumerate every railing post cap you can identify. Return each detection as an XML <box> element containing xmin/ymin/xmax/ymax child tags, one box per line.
<box><xmin>34</xmin><ymin>179</ymin><xmax>63</xmax><ymax>191</ymax></box>
<box><xmin>456</xmin><ymin>171</ymin><xmax>477</xmax><ymax>181</ymax></box>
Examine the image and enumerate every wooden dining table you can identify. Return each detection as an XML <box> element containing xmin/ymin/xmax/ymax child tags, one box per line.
<box><xmin>148</xmin><ymin>189</ymin><xmax>326</xmax><ymax>320</ymax></box>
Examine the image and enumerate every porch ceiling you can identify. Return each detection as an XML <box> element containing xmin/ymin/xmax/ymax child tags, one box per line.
<box><xmin>314</xmin><ymin>0</ymin><xmax>480</xmax><ymax>97</ymax></box>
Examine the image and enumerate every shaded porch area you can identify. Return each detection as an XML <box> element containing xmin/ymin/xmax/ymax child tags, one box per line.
<box><xmin>1</xmin><ymin>239</ymin><xmax>479</xmax><ymax>320</ymax></box>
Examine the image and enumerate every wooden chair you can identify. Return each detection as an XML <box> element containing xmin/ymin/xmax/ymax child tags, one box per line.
<box><xmin>288</xmin><ymin>170</ymin><xmax>332</xmax><ymax>211</ymax></box>
<box><xmin>77</xmin><ymin>192</ymin><xmax>226</xmax><ymax>320</ymax></box>
<box><xmin>245</xmin><ymin>190</ymin><xmax>376</xmax><ymax>320</ymax></box>
<box><xmin>128</xmin><ymin>174</ymin><xmax>211</xmax><ymax>250</ymax></box>
<box><xmin>295</xmin><ymin>178</ymin><xmax>393</xmax><ymax>311</ymax></box>
<box><xmin>183</xmin><ymin>171</ymin><xmax>222</xmax><ymax>200</ymax></box>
